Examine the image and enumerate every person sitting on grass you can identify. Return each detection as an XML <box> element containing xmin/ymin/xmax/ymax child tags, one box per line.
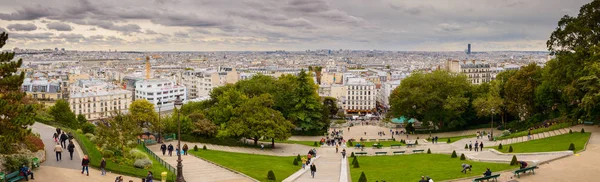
<box><xmin>519</xmin><ymin>161</ymin><xmax>528</xmax><ymax>169</ymax></box>
<box><xmin>483</xmin><ymin>168</ymin><xmax>492</xmax><ymax>177</ymax></box>
<box><xmin>461</xmin><ymin>163</ymin><xmax>472</xmax><ymax>174</ymax></box>
<box><xmin>419</xmin><ymin>176</ymin><xmax>428</xmax><ymax>182</ymax></box>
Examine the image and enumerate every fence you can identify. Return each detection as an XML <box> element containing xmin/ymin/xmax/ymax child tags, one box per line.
<box><xmin>142</xmin><ymin>143</ymin><xmax>177</xmax><ymax>180</ymax></box>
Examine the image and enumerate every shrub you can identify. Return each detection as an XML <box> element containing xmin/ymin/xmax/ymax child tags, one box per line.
<box><xmin>501</xmin><ymin>130</ymin><xmax>511</xmax><ymax>137</ymax></box>
<box><xmin>3</xmin><ymin>155</ymin><xmax>29</xmax><ymax>172</ymax></box>
<box><xmin>465</xmin><ymin>144</ymin><xmax>468</xmax><ymax>149</ymax></box>
<box><xmin>569</xmin><ymin>129</ymin><xmax>573</xmax><ymax>134</ymax></box>
<box><xmin>350</xmin><ymin>152</ymin><xmax>355</xmax><ymax>158</ymax></box>
<box><xmin>24</xmin><ymin>135</ymin><xmax>44</xmax><ymax>152</ymax></box>
<box><xmin>267</xmin><ymin>170</ymin><xmax>276</xmax><ymax>181</ymax></box>
<box><xmin>510</xmin><ymin>155</ymin><xmax>518</xmax><ymax>165</ymax></box>
<box><xmin>296</xmin><ymin>154</ymin><xmax>301</xmax><ymax>162</ymax></box>
<box><xmin>102</xmin><ymin>149</ymin><xmax>114</xmax><ymax>158</ymax></box>
<box><xmin>293</xmin><ymin>158</ymin><xmax>298</xmax><ymax>165</ymax></box>
<box><xmin>581</xmin><ymin>128</ymin><xmax>585</xmax><ymax>133</ymax></box>
<box><xmin>193</xmin><ymin>145</ymin><xmax>198</xmax><ymax>151</ymax></box>
<box><xmin>508</xmin><ymin>146</ymin><xmax>513</xmax><ymax>153</ymax></box>
<box><xmin>133</xmin><ymin>158</ymin><xmax>153</xmax><ymax>169</ymax></box>
<box><xmin>415</xmin><ymin>140</ymin><xmax>419</xmax><ymax>145</ymax></box>
<box><xmin>498</xmin><ymin>143</ymin><xmax>503</xmax><ymax>150</ymax></box>
<box><xmin>84</xmin><ymin>133</ymin><xmax>95</xmax><ymax>139</ymax></box>
<box><xmin>358</xmin><ymin>172</ymin><xmax>367</xmax><ymax>182</ymax></box>
<box><xmin>203</xmin><ymin>145</ymin><xmax>207</xmax><ymax>150</ymax></box>
<box><xmin>568</xmin><ymin>143</ymin><xmax>575</xmax><ymax>151</ymax></box>
<box><xmin>353</xmin><ymin>159</ymin><xmax>360</xmax><ymax>168</ymax></box>
<box><xmin>81</xmin><ymin>123</ymin><xmax>96</xmax><ymax>134</ymax></box>
<box><xmin>352</xmin><ymin>156</ymin><xmax>358</xmax><ymax>165</ymax></box>
<box><xmin>451</xmin><ymin>150</ymin><xmax>457</xmax><ymax>158</ymax></box>
<box><xmin>313</xmin><ymin>141</ymin><xmax>318</xmax><ymax>146</ymax></box>
<box><xmin>427</xmin><ymin>148</ymin><xmax>431</xmax><ymax>154</ymax></box>
<box><xmin>76</xmin><ymin>129</ymin><xmax>83</xmax><ymax>133</ymax></box>
<box><xmin>348</xmin><ymin>141</ymin><xmax>353</xmax><ymax>146</ymax></box>
<box><xmin>129</xmin><ymin>149</ymin><xmax>148</xmax><ymax>160</ymax></box>
<box><xmin>460</xmin><ymin>154</ymin><xmax>466</xmax><ymax>160</ymax></box>
<box><xmin>447</xmin><ymin>138</ymin><xmax>451</xmax><ymax>143</ymax></box>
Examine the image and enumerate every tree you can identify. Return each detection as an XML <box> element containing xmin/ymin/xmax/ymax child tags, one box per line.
<box><xmin>77</xmin><ymin>114</ymin><xmax>88</xmax><ymax>124</ymax></box>
<box><xmin>129</xmin><ymin>99</ymin><xmax>158</xmax><ymax>130</ymax></box>
<box><xmin>223</xmin><ymin>94</ymin><xmax>294</xmax><ymax>146</ymax></box>
<box><xmin>472</xmin><ymin>80</ymin><xmax>504</xmax><ymax>125</ymax></box>
<box><xmin>95</xmin><ymin>112</ymin><xmax>140</xmax><ymax>152</ymax></box>
<box><xmin>389</xmin><ymin>71</ymin><xmax>471</xmax><ymax>129</ymax></box>
<box><xmin>0</xmin><ymin>32</ymin><xmax>35</xmax><ymax>154</ymax></box>
<box><xmin>189</xmin><ymin>112</ymin><xmax>218</xmax><ymax>137</ymax></box>
<box><xmin>206</xmin><ymin>86</ymin><xmax>248</xmax><ymax>125</ymax></box>
<box><xmin>510</xmin><ymin>155</ymin><xmax>518</xmax><ymax>165</ymax></box>
<box><xmin>286</xmin><ymin>70</ymin><xmax>325</xmax><ymax>131</ymax></box>
<box><xmin>49</xmin><ymin>99</ymin><xmax>77</xmax><ymax>128</ymax></box>
<box><xmin>504</xmin><ymin>64</ymin><xmax>542</xmax><ymax>121</ymax></box>
<box><xmin>322</xmin><ymin>97</ymin><xmax>338</xmax><ymax>118</ymax></box>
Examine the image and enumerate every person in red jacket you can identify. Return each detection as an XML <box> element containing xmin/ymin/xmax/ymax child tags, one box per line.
<box><xmin>81</xmin><ymin>155</ymin><xmax>90</xmax><ymax>176</ymax></box>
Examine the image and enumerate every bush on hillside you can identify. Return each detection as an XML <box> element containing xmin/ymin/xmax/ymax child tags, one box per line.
<box><xmin>102</xmin><ymin>149</ymin><xmax>114</xmax><ymax>158</ymax></box>
<box><xmin>358</xmin><ymin>172</ymin><xmax>367</xmax><ymax>182</ymax></box>
<box><xmin>447</xmin><ymin>138</ymin><xmax>451</xmax><ymax>143</ymax></box>
<box><xmin>267</xmin><ymin>170</ymin><xmax>276</xmax><ymax>181</ymax></box>
<box><xmin>133</xmin><ymin>158</ymin><xmax>152</xmax><ymax>169</ymax></box>
<box><xmin>498</xmin><ymin>143</ymin><xmax>503</xmax><ymax>150</ymax></box>
<box><xmin>203</xmin><ymin>145</ymin><xmax>207</xmax><ymax>150</ymax></box>
<box><xmin>510</xmin><ymin>155</ymin><xmax>518</xmax><ymax>165</ymax></box>
<box><xmin>24</xmin><ymin>135</ymin><xmax>44</xmax><ymax>152</ymax></box>
<box><xmin>581</xmin><ymin>128</ymin><xmax>585</xmax><ymax>133</ymax></box>
<box><xmin>451</xmin><ymin>150</ymin><xmax>458</xmax><ymax>158</ymax></box>
<box><xmin>508</xmin><ymin>146</ymin><xmax>513</xmax><ymax>153</ymax></box>
<box><xmin>569</xmin><ymin>129</ymin><xmax>573</xmax><ymax>134</ymax></box>
<box><xmin>427</xmin><ymin>148</ymin><xmax>431</xmax><ymax>154</ymax></box>
<box><xmin>129</xmin><ymin>149</ymin><xmax>148</xmax><ymax>160</ymax></box>
<box><xmin>568</xmin><ymin>143</ymin><xmax>575</xmax><ymax>151</ymax></box>
<box><xmin>193</xmin><ymin>145</ymin><xmax>198</xmax><ymax>151</ymax></box>
<box><xmin>460</xmin><ymin>153</ymin><xmax>466</xmax><ymax>160</ymax></box>
<box><xmin>293</xmin><ymin>158</ymin><xmax>298</xmax><ymax>165</ymax></box>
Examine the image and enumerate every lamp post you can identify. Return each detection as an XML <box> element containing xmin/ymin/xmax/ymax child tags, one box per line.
<box><xmin>157</xmin><ymin>98</ymin><xmax>162</xmax><ymax>143</ymax></box>
<box><xmin>490</xmin><ymin>108</ymin><xmax>495</xmax><ymax>141</ymax></box>
<box><xmin>174</xmin><ymin>95</ymin><xmax>186</xmax><ymax>182</ymax></box>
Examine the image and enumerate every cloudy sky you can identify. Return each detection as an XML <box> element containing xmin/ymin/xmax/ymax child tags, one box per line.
<box><xmin>0</xmin><ymin>0</ymin><xmax>591</xmax><ymax>51</ymax></box>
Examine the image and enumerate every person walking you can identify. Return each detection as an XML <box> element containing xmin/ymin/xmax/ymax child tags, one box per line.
<box><xmin>183</xmin><ymin>144</ymin><xmax>189</xmax><ymax>155</ymax></box>
<box><xmin>160</xmin><ymin>143</ymin><xmax>167</xmax><ymax>156</ymax></box>
<box><xmin>146</xmin><ymin>171</ymin><xmax>154</xmax><ymax>182</ymax></box>
<box><xmin>56</xmin><ymin>128</ymin><xmax>62</xmax><ymax>137</ymax></box>
<box><xmin>474</xmin><ymin>141</ymin><xmax>479</xmax><ymax>152</ymax></box>
<box><xmin>341</xmin><ymin>149</ymin><xmax>346</xmax><ymax>158</ymax></box>
<box><xmin>261</xmin><ymin>143</ymin><xmax>265</xmax><ymax>150</ymax></box>
<box><xmin>53</xmin><ymin>132</ymin><xmax>59</xmax><ymax>143</ymax></box>
<box><xmin>479</xmin><ymin>142</ymin><xmax>484</xmax><ymax>152</ymax></box>
<box><xmin>167</xmin><ymin>144</ymin><xmax>174</xmax><ymax>156</ymax></box>
<box><xmin>60</xmin><ymin>132</ymin><xmax>68</xmax><ymax>148</ymax></box>
<box><xmin>100</xmin><ymin>158</ymin><xmax>107</xmax><ymax>175</ymax></box>
<box><xmin>54</xmin><ymin>143</ymin><xmax>63</xmax><ymax>161</ymax></box>
<box><xmin>81</xmin><ymin>155</ymin><xmax>90</xmax><ymax>176</ymax></box>
<box><xmin>310</xmin><ymin>163</ymin><xmax>317</xmax><ymax>178</ymax></box>
<box><xmin>67</xmin><ymin>141</ymin><xmax>75</xmax><ymax>160</ymax></box>
<box><xmin>468</xmin><ymin>143</ymin><xmax>472</xmax><ymax>151</ymax></box>
<box><xmin>335</xmin><ymin>144</ymin><xmax>339</xmax><ymax>153</ymax></box>
<box><xmin>20</xmin><ymin>164</ymin><xmax>34</xmax><ymax>181</ymax></box>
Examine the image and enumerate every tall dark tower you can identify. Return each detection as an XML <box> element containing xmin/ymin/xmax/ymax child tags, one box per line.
<box><xmin>467</xmin><ymin>44</ymin><xmax>471</xmax><ymax>54</ymax></box>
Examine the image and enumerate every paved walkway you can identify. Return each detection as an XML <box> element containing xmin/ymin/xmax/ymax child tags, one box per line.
<box><xmin>295</xmin><ymin>146</ymin><xmax>343</xmax><ymax>182</ymax></box>
<box><xmin>31</xmin><ymin>122</ymin><xmax>82</xmax><ymax>170</ymax></box>
<box><xmin>148</xmin><ymin>141</ymin><xmax>254</xmax><ymax>182</ymax></box>
<box><xmin>155</xmin><ymin>140</ymin><xmax>314</xmax><ymax>156</ymax></box>
<box><xmin>33</xmin><ymin>166</ymin><xmax>141</xmax><ymax>181</ymax></box>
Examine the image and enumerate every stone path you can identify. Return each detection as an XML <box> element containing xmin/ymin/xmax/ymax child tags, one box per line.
<box><xmin>148</xmin><ymin>141</ymin><xmax>254</xmax><ymax>182</ymax></box>
<box><xmin>295</xmin><ymin>146</ymin><xmax>343</xmax><ymax>182</ymax></box>
<box><xmin>33</xmin><ymin>166</ymin><xmax>141</xmax><ymax>181</ymax></box>
<box><xmin>31</xmin><ymin>122</ymin><xmax>82</xmax><ymax>170</ymax></box>
<box><xmin>154</xmin><ymin>140</ymin><xmax>314</xmax><ymax>157</ymax></box>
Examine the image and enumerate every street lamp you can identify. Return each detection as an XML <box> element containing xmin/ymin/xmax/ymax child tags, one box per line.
<box><xmin>490</xmin><ymin>108</ymin><xmax>495</xmax><ymax>141</ymax></box>
<box><xmin>157</xmin><ymin>98</ymin><xmax>162</xmax><ymax>143</ymax></box>
<box><xmin>174</xmin><ymin>95</ymin><xmax>186</xmax><ymax>182</ymax></box>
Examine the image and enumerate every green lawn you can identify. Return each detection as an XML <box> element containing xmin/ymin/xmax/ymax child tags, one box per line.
<box><xmin>496</xmin><ymin>122</ymin><xmax>572</xmax><ymax>140</ymax></box>
<box><xmin>489</xmin><ymin>132</ymin><xmax>591</xmax><ymax>153</ymax></box>
<box><xmin>349</xmin><ymin>154</ymin><xmax>517</xmax><ymax>182</ymax></box>
<box><xmin>427</xmin><ymin>135</ymin><xmax>476</xmax><ymax>143</ymax></box>
<box><xmin>263</xmin><ymin>140</ymin><xmax>320</xmax><ymax>147</ymax></box>
<box><xmin>71</xmin><ymin>130</ymin><xmax>174</xmax><ymax>181</ymax></box>
<box><xmin>347</xmin><ymin>140</ymin><xmax>403</xmax><ymax>147</ymax></box>
<box><xmin>189</xmin><ymin>149</ymin><xmax>298</xmax><ymax>182</ymax></box>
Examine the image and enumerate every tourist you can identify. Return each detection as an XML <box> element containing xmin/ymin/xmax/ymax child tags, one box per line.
<box><xmin>479</xmin><ymin>142</ymin><xmax>483</xmax><ymax>151</ymax></box>
<box><xmin>469</xmin><ymin>142</ymin><xmax>473</xmax><ymax>151</ymax></box>
<box><xmin>474</xmin><ymin>141</ymin><xmax>479</xmax><ymax>152</ymax></box>
<box><xmin>56</xmin><ymin>128</ymin><xmax>62</xmax><ymax>137</ymax></box>
<box><xmin>54</xmin><ymin>143</ymin><xmax>63</xmax><ymax>161</ymax></box>
<box><xmin>67</xmin><ymin>141</ymin><xmax>75</xmax><ymax>160</ymax></box>
<box><xmin>100</xmin><ymin>158</ymin><xmax>107</xmax><ymax>175</ymax></box>
<box><xmin>419</xmin><ymin>176</ymin><xmax>428</xmax><ymax>182</ymax></box>
<box><xmin>160</xmin><ymin>143</ymin><xmax>167</xmax><ymax>155</ymax></box>
<box><xmin>81</xmin><ymin>155</ymin><xmax>90</xmax><ymax>176</ymax></box>
<box><xmin>336</xmin><ymin>144</ymin><xmax>339</xmax><ymax>153</ymax></box>
<box><xmin>301</xmin><ymin>157</ymin><xmax>307</xmax><ymax>169</ymax></box>
<box><xmin>167</xmin><ymin>144</ymin><xmax>174</xmax><ymax>156</ymax></box>
<box><xmin>146</xmin><ymin>171</ymin><xmax>154</xmax><ymax>182</ymax></box>
<box><xmin>341</xmin><ymin>149</ymin><xmax>346</xmax><ymax>158</ymax></box>
<box><xmin>310</xmin><ymin>163</ymin><xmax>317</xmax><ymax>178</ymax></box>
<box><xmin>68</xmin><ymin>132</ymin><xmax>74</xmax><ymax>141</ymax></box>
<box><xmin>20</xmin><ymin>164</ymin><xmax>34</xmax><ymax>181</ymax></box>
<box><xmin>483</xmin><ymin>168</ymin><xmax>492</xmax><ymax>177</ymax></box>
<box><xmin>60</xmin><ymin>132</ymin><xmax>68</xmax><ymax>148</ymax></box>
<box><xmin>114</xmin><ymin>176</ymin><xmax>123</xmax><ymax>182</ymax></box>
<box><xmin>527</xmin><ymin>129</ymin><xmax>532</xmax><ymax>140</ymax></box>
<box><xmin>461</xmin><ymin>163</ymin><xmax>472</xmax><ymax>173</ymax></box>
<box><xmin>183</xmin><ymin>144</ymin><xmax>189</xmax><ymax>155</ymax></box>
<box><xmin>53</xmin><ymin>132</ymin><xmax>58</xmax><ymax>143</ymax></box>
<box><xmin>176</xmin><ymin>147</ymin><xmax>180</xmax><ymax>156</ymax></box>
<box><xmin>519</xmin><ymin>161</ymin><xmax>528</xmax><ymax>169</ymax></box>
<box><xmin>261</xmin><ymin>143</ymin><xmax>265</xmax><ymax>150</ymax></box>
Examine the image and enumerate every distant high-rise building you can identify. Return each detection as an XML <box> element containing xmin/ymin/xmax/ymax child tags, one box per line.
<box><xmin>467</xmin><ymin>44</ymin><xmax>471</xmax><ymax>54</ymax></box>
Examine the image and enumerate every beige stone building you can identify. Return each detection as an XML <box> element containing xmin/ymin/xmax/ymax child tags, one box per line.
<box><xmin>446</xmin><ymin>60</ymin><xmax>492</xmax><ymax>85</ymax></box>
<box><xmin>69</xmin><ymin>79</ymin><xmax>131</xmax><ymax>120</ymax></box>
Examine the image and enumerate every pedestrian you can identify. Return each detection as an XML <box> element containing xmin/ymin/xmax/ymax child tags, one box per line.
<box><xmin>160</xmin><ymin>143</ymin><xmax>167</xmax><ymax>156</ymax></box>
<box><xmin>53</xmin><ymin>132</ymin><xmax>58</xmax><ymax>143</ymax></box>
<box><xmin>146</xmin><ymin>171</ymin><xmax>154</xmax><ymax>182</ymax></box>
<box><xmin>527</xmin><ymin>129</ymin><xmax>532</xmax><ymax>140</ymax></box>
<box><xmin>60</xmin><ymin>132</ymin><xmax>68</xmax><ymax>148</ymax></box>
<box><xmin>20</xmin><ymin>164</ymin><xmax>34</xmax><ymax>181</ymax></box>
<box><xmin>54</xmin><ymin>143</ymin><xmax>63</xmax><ymax>161</ymax></box>
<box><xmin>115</xmin><ymin>176</ymin><xmax>123</xmax><ymax>182</ymax></box>
<box><xmin>310</xmin><ymin>163</ymin><xmax>317</xmax><ymax>178</ymax></box>
<box><xmin>479</xmin><ymin>142</ymin><xmax>483</xmax><ymax>151</ymax></box>
<box><xmin>81</xmin><ymin>155</ymin><xmax>90</xmax><ymax>176</ymax></box>
<box><xmin>67</xmin><ymin>141</ymin><xmax>75</xmax><ymax>160</ymax></box>
<box><xmin>474</xmin><ymin>141</ymin><xmax>479</xmax><ymax>152</ymax></box>
<box><xmin>261</xmin><ymin>143</ymin><xmax>264</xmax><ymax>150</ymax></box>
<box><xmin>68</xmin><ymin>132</ymin><xmax>74</xmax><ymax>141</ymax></box>
<box><xmin>461</xmin><ymin>163</ymin><xmax>472</xmax><ymax>173</ymax></box>
<box><xmin>56</xmin><ymin>128</ymin><xmax>62</xmax><ymax>137</ymax></box>
<box><xmin>183</xmin><ymin>144</ymin><xmax>189</xmax><ymax>155</ymax></box>
<box><xmin>176</xmin><ymin>147</ymin><xmax>180</xmax><ymax>156</ymax></box>
<box><xmin>167</xmin><ymin>144</ymin><xmax>174</xmax><ymax>156</ymax></box>
<box><xmin>100</xmin><ymin>158</ymin><xmax>107</xmax><ymax>175</ymax></box>
<box><xmin>341</xmin><ymin>149</ymin><xmax>346</xmax><ymax>158</ymax></box>
<box><xmin>419</xmin><ymin>176</ymin><xmax>428</xmax><ymax>182</ymax></box>
<box><xmin>301</xmin><ymin>157</ymin><xmax>307</xmax><ymax>169</ymax></box>
<box><xmin>335</xmin><ymin>144</ymin><xmax>339</xmax><ymax>153</ymax></box>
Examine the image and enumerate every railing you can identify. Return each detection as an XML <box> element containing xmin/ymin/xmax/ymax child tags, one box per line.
<box><xmin>143</xmin><ymin>143</ymin><xmax>177</xmax><ymax>175</ymax></box>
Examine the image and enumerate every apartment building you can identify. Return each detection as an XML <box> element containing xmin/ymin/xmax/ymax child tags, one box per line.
<box><xmin>446</xmin><ymin>60</ymin><xmax>492</xmax><ymax>85</ymax></box>
<box><xmin>69</xmin><ymin>79</ymin><xmax>131</xmax><ymax>120</ymax></box>
<box><xmin>377</xmin><ymin>80</ymin><xmax>401</xmax><ymax>110</ymax></box>
<box><xmin>21</xmin><ymin>78</ymin><xmax>63</xmax><ymax>105</ymax></box>
<box><xmin>134</xmin><ymin>79</ymin><xmax>187</xmax><ymax>111</ymax></box>
<box><xmin>344</xmin><ymin>77</ymin><xmax>377</xmax><ymax>114</ymax></box>
<box><xmin>181</xmin><ymin>69</ymin><xmax>221</xmax><ymax>99</ymax></box>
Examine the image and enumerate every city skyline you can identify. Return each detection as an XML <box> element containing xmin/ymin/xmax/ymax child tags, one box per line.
<box><xmin>0</xmin><ymin>0</ymin><xmax>591</xmax><ymax>51</ymax></box>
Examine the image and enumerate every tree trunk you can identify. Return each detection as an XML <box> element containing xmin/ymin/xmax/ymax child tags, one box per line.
<box><xmin>254</xmin><ymin>138</ymin><xmax>258</xmax><ymax>146</ymax></box>
<box><xmin>271</xmin><ymin>138</ymin><xmax>275</xmax><ymax>148</ymax></box>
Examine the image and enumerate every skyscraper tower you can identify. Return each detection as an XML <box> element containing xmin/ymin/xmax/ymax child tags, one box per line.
<box><xmin>145</xmin><ymin>56</ymin><xmax>151</xmax><ymax>80</ymax></box>
<box><xmin>467</xmin><ymin>44</ymin><xmax>471</xmax><ymax>54</ymax></box>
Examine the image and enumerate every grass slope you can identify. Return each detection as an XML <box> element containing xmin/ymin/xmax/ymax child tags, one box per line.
<box><xmin>349</xmin><ymin>154</ymin><xmax>517</xmax><ymax>182</ymax></box>
<box><xmin>496</xmin><ymin>123</ymin><xmax>571</xmax><ymax>140</ymax></box>
<box><xmin>189</xmin><ymin>149</ymin><xmax>298</xmax><ymax>182</ymax></box>
<box><xmin>264</xmin><ymin>140</ymin><xmax>320</xmax><ymax>147</ymax></box>
<box><xmin>490</xmin><ymin>132</ymin><xmax>591</xmax><ymax>153</ymax></box>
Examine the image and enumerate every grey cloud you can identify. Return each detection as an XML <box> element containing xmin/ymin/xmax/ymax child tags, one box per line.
<box><xmin>0</xmin><ymin>5</ymin><xmax>57</xmax><ymax>20</ymax></box>
<box><xmin>174</xmin><ymin>32</ymin><xmax>189</xmax><ymax>38</ymax></box>
<box><xmin>436</xmin><ymin>23</ymin><xmax>461</xmax><ymax>33</ymax></box>
<box><xmin>286</xmin><ymin>0</ymin><xmax>330</xmax><ymax>13</ymax></box>
<box><xmin>0</xmin><ymin>27</ymin><xmax>6</xmax><ymax>33</ymax></box>
<box><xmin>82</xmin><ymin>19</ymin><xmax>142</xmax><ymax>34</ymax></box>
<box><xmin>89</xmin><ymin>35</ymin><xmax>104</xmax><ymax>39</ymax></box>
<box><xmin>47</xmin><ymin>22</ymin><xmax>73</xmax><ymax>31</ymax></box>
<box><xmin>7</xmin><ymin>23</ymin><xmax>38</xmax><ymax>31</ymax></box>
<box><xmin>150</xmin><ymin>12</ymin><xmax>223</xmax><ymax>27</ymax></box>
<box><xmin>388</xmin><ymin>3</ymin><xmax>428</xmax><ymax>15</ymax></box>
<box><xmin>145</xmin><ymin>29</ymin><xmax>158</xmax><ymax>34</ymax></box>
<box><xmin>11</xmin><ymin>32</ymin><xmax>54</xmax><ymax>40</ymax></box>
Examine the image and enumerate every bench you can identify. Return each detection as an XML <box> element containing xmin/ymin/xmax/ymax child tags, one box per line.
<box><xmin>5</xmin><ymin>171</ymin><xmax>24</xmax><ymax>182</ymax></box>
<box><xmin>145</xmin><ymin>140</ymin><xmax>157</xmax><ymax>145</ymax></box>
<box><xmin>387</xmin><ymin>139</ymin><xmax>395</xmax><ymax>141</ymax></box>
<box><xmin>513</xmin><ymin>166</ymin><xmax>537</xmax><ymax>178</ymax></box>
<box><xmin>406</xmin><ymin>143</ymin><xmax>416</xmax><ymax>148</ymax></box>
<box><xmin>375</xmin><ymin>152</ymin><xmax>388</xmax><ymax>156</ymax></box>
<box><xmin>372</xmin><ymin>144</ymin><xmax>383</xmax><ymax>149</ymax></box>
<box><xmin>412</xmin><ymin>149</ymin><xmax>425</xmax><ymax>153</ymax></box>
<box><xmin>584</xmin><ymin>121</ymin><xmax>594</xmax><ymax>125</ymax></box>
<box><xmin>473</xmin><ymin>174</ymin><xmax>500</xmax><ymax>182</ymax></box>
<box><xmin>355</xmin><ymin>152</ymin><xmax>368</xmax><ymax>156</ymax></box>
<box><xmin>164</xmin><ymin>133</ymin><xmax>176</xmax><ymax>142</ymax></box>
<box><xmin>393</xmin><ymin>151</ymin><xmax>406</xmax><ymax>155</ymax></box>
<box><xmin>390</xmin><ymin>144</ymin><xmax>402</xmax><ymax>148</ymax></box>
<box><xmin>369</xmin><ymin>139</ymin><xmax>377</xmax><ymax>142</ymax></box>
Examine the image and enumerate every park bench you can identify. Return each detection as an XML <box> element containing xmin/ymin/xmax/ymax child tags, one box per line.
<box><xmin>375</xmin><ymin>152</ymin><xmax>387</xmax><ymax>156</ymax></box>
<box><xmin>513</xmin><ymin>166</ymin><xmax>537</xmax><ymax>178</ymax></box>
<box><xmin>5</xmin><ymin>171</ymin><xmax>24</xmax><ymax>182</ymax></box>
<box><xmin>387</xmin><ymin>138</ymin><xmax>395</xmax><ymax>141</ymax></box>
<box><xmin>412</xmin><ymin>149</ymin><xmax>425</xmax><ymax>153</ymax></box>
<box><xmin>584</xmin><ymin>121</ymin><xmax>594</xmax><ymax>125</ymax></box>
<box><xmin>406</xmin><ymin>143</ymin><xmax>416</xmax><ymax>148</ymax></box>
<box><xmin>145</xmin><ymin>140</ymin><xmax>157</xmax><ymax>145</ymax></box>
<box><xmin>369</xmin><ymin>139</ymin><xmax>377</xmax><ymax>142</ymax></box>
<box><xmin>393</xmin><ymin>151</ymin><xmax>406</xmax><ymax>155</ymax></box>
<box><xmin>390</xmin><ymin>144</ymin><xmax>402</xmax><ymax>148</ymax></box>
<box><xmin>472</xmin><ymin>174</ymin><xmax>500</xmax><ymax>182</ymax></box>
<box><xmin>355</xmin><ymin>152</ymin><xmax>368</xmax><ymax>156</ymax></box>
<box><xmin>164</xmin><ymin>133</ymin><xmax>176</xmax><ymax>142</ymax></box>
<box><xmin>372</xmin><ymin>144</ymin><xmax>383</xmax><ymax>149</ymax></box>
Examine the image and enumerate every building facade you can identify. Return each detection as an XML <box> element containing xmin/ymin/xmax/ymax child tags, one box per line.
<box><xmin>134</xmin><ymin>79</ymin><xmax>187</xmax><ymax>111</ymax></box>
<box><xmin>344</xmin><ymin>77</ymin><xmax>376</xmax><ymax>114</ymax></box>
<box><xmin>68</xmin><ymin>79</ymin><xmax>131</xmax><ymax>120</ymax></box>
